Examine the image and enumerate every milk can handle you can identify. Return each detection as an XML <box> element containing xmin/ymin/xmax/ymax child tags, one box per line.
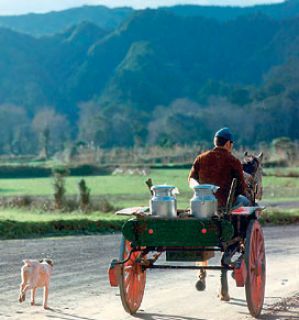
<box><xmin>212</xmin><ymin>186</ymin><xmax>220</xmax><ymax>193</ymax></box>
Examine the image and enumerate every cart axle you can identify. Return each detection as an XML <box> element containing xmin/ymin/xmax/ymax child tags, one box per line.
<box><xmin>148</xmin><ymin>264</ymin><xmax>234</xmax><ymax>270</ymax></box>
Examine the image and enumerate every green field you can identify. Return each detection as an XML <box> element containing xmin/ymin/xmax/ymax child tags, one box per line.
<box><xmin>0</xmin><ymin>169</ymin><xmax>298</xmax><ymax>209</ymax></box>
<box><xmin>0</xmin><ymin>168</ymin><xmax>298</xmax><ymax>238</ymax></box>
<box><xmin>264</xmin><ymin>166</ymin><xmax>299</xmax><ymax>177</ymax></box>
<box><xmin>0</xmin><ymin>209</ymin><xmax>125</xmax><ymax>222</ymax></box>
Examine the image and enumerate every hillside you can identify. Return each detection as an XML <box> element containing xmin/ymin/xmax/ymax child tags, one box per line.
<box><xmin>63</xmin><ymin>10</ymin><xmax>298</xmax><ymax>110</ymax></box>
<box><xmin>165</xmin><ymin>0</ymin><xmax>299</xmax><ymax>20</ymax></box>
<box><xmin>0</xmin><ymin>4</ymin><xmax>298</xmax><ymax>151</ymax></box>
<box><xmin>0</xmin><ymin>22</ymin><xmax>108</xmax><ymax>116</ymax></box>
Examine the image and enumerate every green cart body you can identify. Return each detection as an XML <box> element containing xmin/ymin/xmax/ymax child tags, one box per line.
<box><xmin>108</xmin><ymin>206</ymin><xmax>266</xmax><ymax>318</ymax></box>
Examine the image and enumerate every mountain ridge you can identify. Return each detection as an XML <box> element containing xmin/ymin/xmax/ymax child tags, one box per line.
<box><xmin>0</xmin><ymin>1</ymin><xmax>299</xmax><ymax>37</ymax></box>
<box><xmin>0</xmin><ymin>4</ymin><xmax>298</xmax><ymax>148</ymax></box>
<box><xmin>0</xmin><ymin>5</ymin><xmax>133</xmax><ymax>36</ymax></box>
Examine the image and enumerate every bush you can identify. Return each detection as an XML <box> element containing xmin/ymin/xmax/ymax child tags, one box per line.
<box><xmin>78</xmin><ymin>179</ymin><xmax>90</xmax><ymax>211</ymax></box>
<box><xmin>260</xmin><ymin>209</ymin><xmax>299</xmax><ymax>225</ymax></box>
<box><xmin>53</xmin><ymin>173</ymin><xmax>66</xmax><ymax>209</ymax></box>
<box><xmin>0</xmin><ymin>219</ymin><xmax>125</xmax><ymax>239</ymax></box>
<box><xmin>97</xmin><ymin>199</ymin><xmax>115</xmax><ymax>213</ymax></box>
<box><xmin>263</xmin><ymin>159</ymin><xmax>288</xmax><ymax>168</ymax></box>
<box><xmin>52</xmin><ymin>166</ymin><xmax>70</xmax><ymax>177</ymax></box>
<box><xmin>0</xmin><ymin>165</ymin><xmax>51</xmax><ymax>178</ymax></box>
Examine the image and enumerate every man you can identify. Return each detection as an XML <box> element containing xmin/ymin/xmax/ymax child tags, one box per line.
<box><xmin>188</xmin><ymin>127</ymin><xmax>250</xmax><ymax>208</ymax></box>
<box><xmin>188</xmin><ymin>127</ymin><xmax>249</xmax><ymax>299</ymax></box>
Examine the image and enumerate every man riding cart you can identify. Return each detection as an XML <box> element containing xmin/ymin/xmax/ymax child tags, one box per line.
<box><xmin>188</xmin><ymin>127</ymin><xmax>250</xmax><ymax>299</ymax></box>
<box><xmin>109</xmin><ymin>127</ymin><xmax>266</xmax><ymax>318</ymax></box>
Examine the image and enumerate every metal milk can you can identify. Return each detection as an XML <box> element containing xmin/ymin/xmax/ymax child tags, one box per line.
<box><xmin>150</xmin><ymin>185</ymin><xmax>177</xmax><ymax>218</ymax></box>
<box><xmin>190</xmin><ymin>184</ymin><xmax>219</xmax><ymax>218</ymax></box>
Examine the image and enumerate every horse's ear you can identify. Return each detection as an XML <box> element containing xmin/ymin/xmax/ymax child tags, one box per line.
<box><xmin>244</xmin><ymin>151</ymin><xmax>248</xmax><ymax>156</ymax></box>
<box><xmin>257</xmin><ymin>152</ymin><xmax>263</xmax><ymax>162</ymax></box>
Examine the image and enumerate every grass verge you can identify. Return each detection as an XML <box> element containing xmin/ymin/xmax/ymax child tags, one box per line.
<box><xmin>0</xmin><ymin>209</ymin><xmax>127</xmax><ymax>239</ymax></box>
<box><xmin>0</xmin><ymin>208</ymin><xmax>298</xmax><ymax>240</ymax></box>
<box><xmin>260</xmin><ymin>208</ymin><xmax>299</xmax><ymax>225</ymax></box>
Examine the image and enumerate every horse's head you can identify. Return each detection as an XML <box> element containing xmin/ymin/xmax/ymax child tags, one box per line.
<box><xmin>242</xmin><ymin>152</ymin><xmax>263</xmax><ymax>200</ymax></box>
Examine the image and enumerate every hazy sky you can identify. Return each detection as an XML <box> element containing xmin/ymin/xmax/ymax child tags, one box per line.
<box><xmin>0</xmin><ymin>0</ymin><xmax>285</xmax><ymax>15</ymax></box>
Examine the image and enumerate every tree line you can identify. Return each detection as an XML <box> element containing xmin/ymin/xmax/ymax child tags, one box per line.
<box><xmin>0</xmin><ymin>105</ymin><xmax>70</xmax><ymax>157</ymax></box>
<box><xmin>1</xmin><ymin>87</ymin><xmax>298</xmax><ymax>158</ymax></box>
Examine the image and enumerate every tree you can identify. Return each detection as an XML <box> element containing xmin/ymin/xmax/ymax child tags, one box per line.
<box><xmin>147</xmin><ymin>99</ymin><xmax>211</xmax><ymax>145</ymax></box>
<box><xmin>77</xmin><ymin>102</ymin><xmax>109</xmax><ymax>147</ymax></box>
<box><xmin>32</xmin><ymin>108</ymin><xmax>71</xmax><ymax>158</ymax></box>
<box><xmin>272</xmin><ymin>137</ymin><xmax>296</xmax><ymax>163</ymax></box>
<box><xmin>0</xmin><ymin>104</ymin><xmax>34</xmax><ymax>155</ymax></box>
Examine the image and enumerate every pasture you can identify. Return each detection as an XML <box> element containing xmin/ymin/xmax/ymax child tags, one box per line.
<box><xmin>0</xmin><ymin>168</ymin><xmax>298</xmax><ymax>209</ymax></box>
<box><xmin>0</xmin><ymin>167</ymin><xmax>298</xmax><ymax>238</ymax></box>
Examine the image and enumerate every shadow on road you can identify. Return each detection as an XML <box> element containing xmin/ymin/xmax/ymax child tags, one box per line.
<box><xmin>133</xmin><ymin>312</ymin><xmax>205</xmax><ymax>320</ymax></box>
<box><xmin>227</xmin><ymin>297</ymin><xmax>247</xmax><ymax>307</ymax></box>
<box><xmin>46</xmin><ymin>308</ymin><xmax>98</xmax><ymax>320</ymax></box>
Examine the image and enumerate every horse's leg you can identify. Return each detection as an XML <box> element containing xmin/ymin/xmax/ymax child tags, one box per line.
<box><xmin>195</xmin><ymin>260</ymin><xmax>207</xmax><ymax>291</ymax></box>
<box><xmin>219</xmin><ymin>269</ymin><xmax>230</xmax><ymax>301</ymax></box>
<box><xmin>219</xmin><ymin>253</ymin><xmax>230</xmax><ymax>301</ymax></box>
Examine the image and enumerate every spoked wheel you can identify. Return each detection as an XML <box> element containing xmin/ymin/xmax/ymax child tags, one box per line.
<box><xmin>245</xmin><ymin>220</ymin><xmax>266</xmax><ymax>318</ymax></box>
<box><xmin>119</xmin><ymin>237</ymin><xmax>146</xmax><ymax>314</ymax></box>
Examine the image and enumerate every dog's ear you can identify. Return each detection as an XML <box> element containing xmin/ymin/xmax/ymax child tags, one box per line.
<box><xmin>45</xmin><ymin>259</ymin><xmax>54</xmax><ymax>267</ymax></box>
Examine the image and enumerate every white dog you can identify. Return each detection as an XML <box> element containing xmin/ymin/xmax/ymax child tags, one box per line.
<box><xmin>18</xmin><ymin>259</ymin><xmax>54</xmax><ymax>309</ymax></box>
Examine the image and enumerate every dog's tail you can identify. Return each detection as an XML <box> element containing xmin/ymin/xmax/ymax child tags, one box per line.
<box><xmin>22</xmin><ymin>259</ymin><xmax>33</xmax><ymax>266</ymax></box>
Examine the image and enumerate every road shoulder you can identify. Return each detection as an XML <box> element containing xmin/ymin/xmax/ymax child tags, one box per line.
<box><xmin>261</xmin><ymin>293</ymin><xmax>299</xmax><ymax>319</ymax></box>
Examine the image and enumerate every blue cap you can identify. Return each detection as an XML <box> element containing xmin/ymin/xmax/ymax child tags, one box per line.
<box><xmin>214</xmin><ymin>127</ymin><xmax>233</xmax><ymax>142</ymax></box>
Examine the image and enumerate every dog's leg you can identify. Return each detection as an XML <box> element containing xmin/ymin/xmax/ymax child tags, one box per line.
<box><xmin>19</xmin><ymin>268</ymin><xmax>28</xmax><ymax>303</ymax></box>
<box><xmin>31</xmin><ymin>287</ymin><xmax>36</xmax><ymax>306</ymax></box>
<box><xmin>19</xmin><ymin>280</ymin><xmax>29</xmax><ymax>303</ymax></box>
<box><xmin>21</xmin><ymin>284</ymin><xmax>32</xmax><ymax>302</ymax></box>
<box><xmin>19</xmin><ymin>283</ymin><xmax>26</xmax><ymax>303</ymax></box>
<box><xmin>43</xmin><ymin>285</ymin><xmax>49</xmax><ymax>309</ymax></box>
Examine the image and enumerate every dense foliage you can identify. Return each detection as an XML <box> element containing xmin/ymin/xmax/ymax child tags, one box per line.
<box><xmin>0</xmin><ymin>1</ymin><xmax>298</xmax><ymax>154</ymax></box>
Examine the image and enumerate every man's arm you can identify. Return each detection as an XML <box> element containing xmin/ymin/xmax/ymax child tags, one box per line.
<box><xmin>188</xmin><ymin>156</ymin><xmax>200</xmax><ymax>188</ymax></box>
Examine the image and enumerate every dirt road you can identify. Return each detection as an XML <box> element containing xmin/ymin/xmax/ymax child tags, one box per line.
<box><xmin>0</xmin><ymin>225</ymin><xmax>298</xmax><ymax>320</ymax></box>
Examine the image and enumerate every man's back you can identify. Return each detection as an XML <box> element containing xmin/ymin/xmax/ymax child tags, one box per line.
<box><xmin>189</xmin><ymin>147</ymin><xmax>245</xmax><ymax>207</ymax></box>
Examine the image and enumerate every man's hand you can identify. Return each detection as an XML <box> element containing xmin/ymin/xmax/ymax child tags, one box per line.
<box><xmin>189</xmin><ymin>178</ymin><xmax>200</xmax><ymax>189</ymax></box>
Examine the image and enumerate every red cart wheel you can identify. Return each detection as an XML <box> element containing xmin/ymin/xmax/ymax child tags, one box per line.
<box><xmin>245</xmin><ymin>220</ymin><xmax>266</xmax><ymax>318</ymax></box>
<box><xmin>119</xmin><ymin>237</ymin><xmax>146</xmax><ymax>314</ymax></box>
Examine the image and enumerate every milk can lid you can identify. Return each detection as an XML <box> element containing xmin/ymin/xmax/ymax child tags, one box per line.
<box><xmin>151</xmin><ymin>185</ymin><xmax>176</xmax><ymax>190</ymax></box>
<box><xmin>193</xmin><ymin>184</ymin><xmax>219</xmax><ymax>191</ymax></box>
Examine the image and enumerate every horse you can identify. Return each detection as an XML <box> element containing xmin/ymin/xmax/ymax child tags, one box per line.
<box><xmin>197</xmin><ymin>152</ymin><xmax>264</xmax><ymax>301</ymax></box>
<box><xmin>218</xmin><ymin>152</ymin><xmax>264</xmax><ymax>300</ymax></box>
<box><xmin>242</xmin><ymin>152</ymin><xmax>263</xmax><ymax>204</ymax></box>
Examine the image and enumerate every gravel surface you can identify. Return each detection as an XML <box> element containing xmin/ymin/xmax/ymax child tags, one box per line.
<box><xmin>261</xmin><ymin>294</ymin><xmax>299</xmax><ymax>320</ymax></box>
<box><xmin>0</xmin><ymin>225</ymin><xmax>298</xmax><ymax>320</ymax></box>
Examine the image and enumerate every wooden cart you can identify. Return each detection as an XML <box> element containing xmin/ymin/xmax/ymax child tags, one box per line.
<box><xmin>108</xmin><ymin>205</ymin><xmax>266</xmax><ymax>318</ymax></box>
